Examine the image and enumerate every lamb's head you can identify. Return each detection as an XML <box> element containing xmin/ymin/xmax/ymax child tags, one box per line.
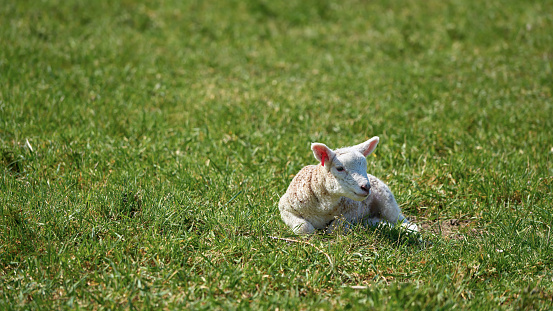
<box><xmin>311</xmin><ymin>137</ymin><xmax>379</xmax><ymax>201</ymax></box>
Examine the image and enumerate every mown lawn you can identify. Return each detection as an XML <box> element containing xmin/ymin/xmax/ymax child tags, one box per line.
<box><xmin>1</xmin><ymin>0</ymin><xmax>552</xmax><ymax>309</ymax></box>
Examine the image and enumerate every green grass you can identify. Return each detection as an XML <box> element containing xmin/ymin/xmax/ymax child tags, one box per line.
<box><xmin>1</xmin><ymin>0</ymin><xmax>552</xmax><ymax>309</ymax></box>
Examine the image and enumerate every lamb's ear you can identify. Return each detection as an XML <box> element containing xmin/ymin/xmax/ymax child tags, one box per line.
<box><xmin>311</xmin><ymin>143</ymin><xmax>335</xmax><ymax>167</ymax></box>
<box><xmin>355</xmin><ymin>136</ymin><xmax>380</xmax><ymax>157</ymax></box>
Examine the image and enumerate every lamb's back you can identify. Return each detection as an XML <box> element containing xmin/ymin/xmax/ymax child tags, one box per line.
<box><xmin>279</xmin><ymin>165</ymin><xmax>320</xmax><ymax>213</ymax></box>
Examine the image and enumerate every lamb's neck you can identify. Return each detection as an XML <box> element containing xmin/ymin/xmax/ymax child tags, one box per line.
<box><xmin>312</xmin><ymin>165</ymin><xmax>342</xmax><ymax>210</ymax></box>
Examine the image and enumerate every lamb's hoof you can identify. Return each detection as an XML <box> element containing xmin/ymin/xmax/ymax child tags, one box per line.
<box><xmin>401</xmin><ymin>222</ymin><xmax>419</xmax><ymax>233</ymax></box>
<box><xmin>400</xmin><ymin>222</ymin><xmax>423</xmax><ymax>243</ymax></box>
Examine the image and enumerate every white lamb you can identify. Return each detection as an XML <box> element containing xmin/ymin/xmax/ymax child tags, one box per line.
<box><xmin>279</xmin><ymin>136</ymin><xmax>418</xmax><ymax>235</ymax></box>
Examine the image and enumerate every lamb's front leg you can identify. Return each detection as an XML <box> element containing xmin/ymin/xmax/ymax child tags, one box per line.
<box><xmin>326</xmin><ymin>201</ymin><xmax>367</xmax><ymax>234</ymax></box>
<box><xmin>326</xmin><ymin>217</ymin><xmax>352</xmax><ymax>234</ymax></box>
<box><xmin>367</xmin><ymin>176</ymin><xmax>418</xmax><ymax>232</ymax></box>
<box><xmin>280</xmin><ymin>208</ymin><xmax>316</xmax><ymax>235</ymax></box>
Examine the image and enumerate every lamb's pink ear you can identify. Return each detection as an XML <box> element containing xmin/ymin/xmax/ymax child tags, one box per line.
<box><xmin>311</xmin><ymin>143</ymin><xmax>335</xmax><ymax>167</ymax></box>
<box><xmin>355</xmin><ymin>136</ymin><xmax>380</xmax><ymax>157</ymax></box>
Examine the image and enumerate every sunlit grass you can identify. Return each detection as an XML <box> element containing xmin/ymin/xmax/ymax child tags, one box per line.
<box><xmin>1</xmin><ymin>0</ymin><xmax>552</xmax><ymax>309</ymax></box>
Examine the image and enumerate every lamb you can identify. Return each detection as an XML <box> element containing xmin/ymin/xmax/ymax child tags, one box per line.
<box><xmin>279</xmin><ymin>136</ymin><xmax>418</xmax><ymax>235</ymax></box>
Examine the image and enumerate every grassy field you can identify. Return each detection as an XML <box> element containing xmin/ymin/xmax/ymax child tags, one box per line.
<box><xmin>1</xmin><ymin>0</ymin><xmax>552</xmax><ymax>309</ymax></box>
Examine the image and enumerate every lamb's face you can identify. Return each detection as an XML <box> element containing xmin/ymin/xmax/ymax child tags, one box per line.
<box><xmin>325</xmin><ymin>150</ymin><xmax>371</xmax><ymax>201</ymax></box>
<box><xmin>311</xmin><ymin>137</ymin><xmax>379</xmax><ymax>201</ymax></box>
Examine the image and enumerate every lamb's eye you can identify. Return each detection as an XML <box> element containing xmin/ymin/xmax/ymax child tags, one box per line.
<box><xmin>336</xmin><ymin>166</ymin><xmax>345</xmax><ymax>172</ymax></box>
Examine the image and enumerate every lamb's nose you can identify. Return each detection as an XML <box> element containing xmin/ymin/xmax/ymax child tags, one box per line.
<box><xmin>360</xmin><ymin>183</ymin><xmax>371</xmax><ymax>193</ymax></box>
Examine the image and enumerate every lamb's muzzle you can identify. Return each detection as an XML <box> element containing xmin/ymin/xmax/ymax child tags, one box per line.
<box><xmin>359</xmin><ymin>182</ymin><xmax>371</xmax><ymax>195</ymax></box>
